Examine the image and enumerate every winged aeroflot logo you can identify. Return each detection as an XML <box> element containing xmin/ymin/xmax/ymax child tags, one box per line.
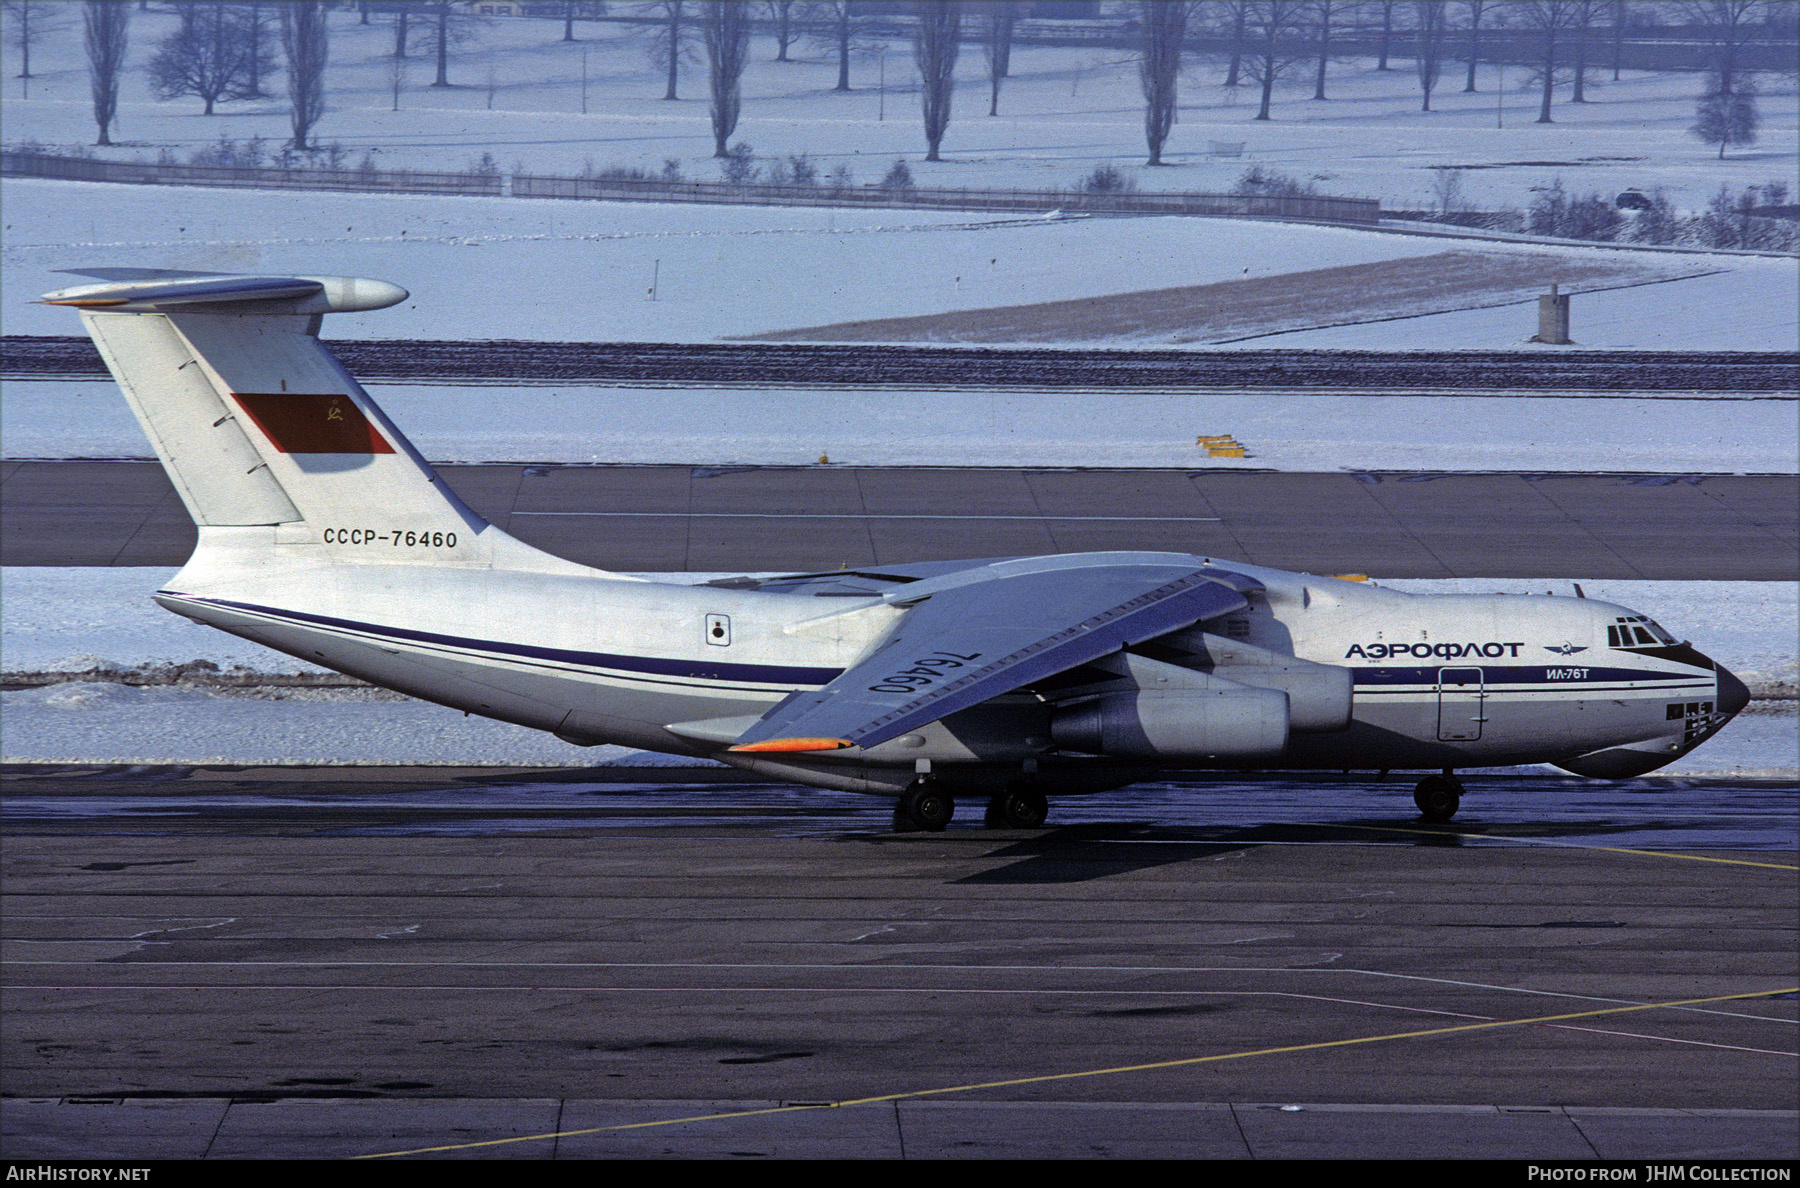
<box><xmin>1545</xmin><ymin>642</ymin><xmax>1590</xmax><ymax>656</ymax></box>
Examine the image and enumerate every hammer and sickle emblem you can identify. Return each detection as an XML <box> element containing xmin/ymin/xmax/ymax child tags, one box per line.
<box><xmin>327</xmin><ymin>403</ymin><xmax>345</xmax><ymax>421</ymax></box>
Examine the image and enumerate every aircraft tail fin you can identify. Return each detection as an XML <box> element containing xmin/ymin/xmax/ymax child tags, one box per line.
<box><xmin>45</xmin><ymin>270</ymin><xmax>591</xmax><ymax>577</ymax></box>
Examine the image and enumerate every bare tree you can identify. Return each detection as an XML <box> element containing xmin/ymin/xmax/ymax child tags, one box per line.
<box><xmin>915</xmin><ymin>1</ymin><xmax>960</xmax><ymax>162</ymax></box>
<box><xmin>766</xmin><ymin>0</ymin><xmax>794</xmax><ymax>60</ymax></box>
<box><xmin>5</xmin><ymin>0</ymin><xmax>66</xmax><ymax>83</ymax></box>
<box><xmin>385</xmin><ymin>47</ymin><xmax>405</xmax><ymax>110</ymax></box>
<box><xmin>1416</xmin><ymin>0</ymin><xmax>1447</xmax><ymax>109</ymax></box>
<box><xmin>702</xmin><ymin>0</ymin><xmax>750</xmax><ymax>156</ymax></box>
<box><xmin>1139</xmin><ymin>0</ymin><xmax>1185</xmax><ymax>162</ymax></box>
<box><xmin>1217</xmin><ymin>0</ymin><xmax>1250</xmax><ymax>87</ymax></box>
<box><xmin>149</xmin><ymin>3</ymin><xmax>254</xmax><ymax>115</ymax></box>
<box><xmin>1693</xmin><ymin>70</ymin><xmax>1758</xmax><ymax>157</ymax></box>
<box><xmin>1680</xmin><ymin>1</ymin><xmax>1774</xmax><ymax>164</ymax></box>
<box><xmin>422</xmin><ymin>1</ymin><xmax>463</xmax><ymax>87</ymax></box>
<box><xmin>83</xmin><ymin>0</ymin><xmax>128</xmax><ymax>146</ymax></box>
<box><xmin>639</xmin><ymin>1</ymin><xmax>695</xmax><ymax>99</ymax></box>
<box><xmin>1609</xmin><ymin>0</ymin><xmax>1626</xmax><ymax>79</ymax></box>
<box><xmin>1460</xmin><ymin>0</ymin><xmax>1485</xmax><ymax>91</ymax></box>
<box><xmin>1570</xmin><ymin>0</ymin><xmax>1595</xmax><ymax>100</ymax></box>
<box><xmin>1519</xmin><ymin>0</ymin><xmax>1581</xmax><ymax>122</ymax></box>
<box><xmin>563</xmin><ymin>0</ymin><xmax>586</xmax><ymax>42</ymax></box>
<box><xmin>1430</xmin><ymin>165</ymin><xmax>1466</xmax><ymax>215</ymax></box>
<box><xmin>981</xmin><ymin>0</ymin><xmax>1017</xmax><ymax>116</ymax></box>
<box><xmin>1245</xmin><ymin>0</ymin><xmax>1309</xmax><ymax>121</ymax></box>
<box><xmin>280</xmin><ymin>0</ymin><xmax>327</xmax><ymax>151</ymax></box>
<box><xmin>1680</xmin><ymin>0</ymin><xmax>1766</xmax><ymax>100</ymax></box>
<box><xmin>1311</xmin><ymin>0</ymin><xmax>1342</xmax><ymax>100</ymax></box>
<box><xmin>1373</xmin><ymin>0</ymin><xmax>1396</xmax><ymax>69</ymax></box>
<box><xmin>816</xmin><ymin>0</ymin><xmax>859</xmax><ymax>91</ymax></box>
<box><xmin>2</xmin><ymin>0</ymin><xmax>32</xmax><ymax>79</ymax></box>
<box><xmin>236</xmin><ymin>2</ymin><xmax>275</xmax><ymax>98</ymax></box>
<box><xmin>391</xmin><ymin>5</ymin><xmax>409</xmax><ymax>57</ymax></box>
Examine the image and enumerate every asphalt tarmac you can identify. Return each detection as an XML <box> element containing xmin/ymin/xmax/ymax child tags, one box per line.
<box><xmin>6</xmin><ymin>337</ymin><xmax>1797</xmax><ymax>393</ymax></box>
<box><xmin>3</xmin><ymin>765</ymin><xmax>1794</xmax><ymax>1161</ymax></box>
<box><xmin>4</xmin><ymin>461</ymin><xmax>1796</xmax><ymax>578</ymax></box>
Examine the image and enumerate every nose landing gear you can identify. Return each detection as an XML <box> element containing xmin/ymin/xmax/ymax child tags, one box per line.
<box><xmin>1413</xmin><ymin>769</ymin><xmax>1464</xmax><ymax>822</ymax></box>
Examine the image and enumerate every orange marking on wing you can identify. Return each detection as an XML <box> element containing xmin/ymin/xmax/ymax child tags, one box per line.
<box><xmin>728</xmin><ymin>738</ymin><xmax>854</xmax><ymax>753</ymax></box>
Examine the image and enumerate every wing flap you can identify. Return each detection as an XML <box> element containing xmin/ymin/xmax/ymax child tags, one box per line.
<box><xmin>731</xmin><ymin>563</ymin><xmax>1257</xmax><ymax>752</ymax></box>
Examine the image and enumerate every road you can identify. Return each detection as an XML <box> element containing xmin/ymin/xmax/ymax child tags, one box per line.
<box><xmin>4</xmin><ymin>460</ymin><xmax>1794</xmax><ymax>578</ymax></box>
<box><xmin>5</xmin><ymin>337</ymin><xmax>1797</xmax><ymax>393</ymax></box>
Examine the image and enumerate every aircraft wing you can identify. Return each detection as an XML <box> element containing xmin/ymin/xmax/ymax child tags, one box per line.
<box><xmin>730</xmin><ymin>560</ymin><xmax>1259</xmax><ymax>753</ymax></box>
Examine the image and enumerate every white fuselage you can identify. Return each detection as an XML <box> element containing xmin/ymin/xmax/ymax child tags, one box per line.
<box><xmin>156</xmin><ymin>541</ymin><xmax>1736</xmax><ymax>795</ymax></box>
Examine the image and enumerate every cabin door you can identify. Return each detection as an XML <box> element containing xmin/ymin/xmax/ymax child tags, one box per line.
<box><xmin>1436</xmin><ymin>667</ymin><xmax>1486</xmax><ymax>741</ymax></box>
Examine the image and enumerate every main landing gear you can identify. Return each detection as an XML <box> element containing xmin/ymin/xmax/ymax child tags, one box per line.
<box><xmin>984</xmin><ymin>783</ymin><xmax>1049</xmax><ymax>830</ymax></box>
<box><xmin>1413</xmin><ymin>769</ymin><xmax>1465</xmax><ymax>822</ymax></box>
<box><xmin>894</xmin><ymin>779</ymin><xmax>955</xmax><ymax>833</ymax></box>
<box><xmin>893</xmin><ymin>779</ymin><xmax>1051</xmax><ymax>832</ymax></box>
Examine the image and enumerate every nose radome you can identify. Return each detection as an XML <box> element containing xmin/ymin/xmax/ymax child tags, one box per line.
<box><xmin>1716</xmin><ymin>664</ymin><xmax>1751</xmax><ymax>716</ymax></box>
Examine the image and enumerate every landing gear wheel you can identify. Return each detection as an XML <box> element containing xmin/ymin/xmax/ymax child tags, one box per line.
<box><xmin>895</xmin><ymin>781</ymin><xmax>954</xmax><ymax>833</ymax></box>
<box><xmin>984</xmin><ymin>786</ymin><xmax>1049</xmax><ymax>829</ymax></box>
<box><xmin>1413</xmin><ymin>773</ymin><xmax>1463</xmax><ymax>822</ymax></box>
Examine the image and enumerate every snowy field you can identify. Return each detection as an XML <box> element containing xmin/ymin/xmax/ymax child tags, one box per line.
<box><xmin>7</xmin><ymin>177</ymin><xmax>1794</xmax><ymax>350</ymax></box>
<box><xmin>2</xmin><ymin>7</ymin><xmax>1795</xmax><ymax>353</ymax></box>
<box><xmin>7</xmin><ymin>377</ymin><xmax>1794</xmax><ymax>474</ymax></box>
<box><xmin>3</xmin><ymin>176</ymin><xmax>1800</xmax><ymax>351</ymax></box>
<box><xmin>2</xmin><ymin>567</ymin><xmax>1792</xmax><ymax>776</ymax></box>
<box><xmin>3</xmin><ymin>8</ymin><xmax>1795</xmax><ymax>212</ymax></box>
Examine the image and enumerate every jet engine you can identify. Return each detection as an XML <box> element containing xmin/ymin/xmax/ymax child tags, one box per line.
<box><xmin>1159</xmin><ymin>629</ymin><xmax>1353</xmax><ymax>733</ymax></box>
<box><xmin>1051</xmin><ymin>682</ymin><xmax>1290</xmax><ymax>760</ymax></box>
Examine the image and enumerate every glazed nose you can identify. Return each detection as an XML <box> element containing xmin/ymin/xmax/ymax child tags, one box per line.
<box><xmin>1716</xmin><ymin>664</ymin><xmax>1751</xmax><ymax>716</ymax></box>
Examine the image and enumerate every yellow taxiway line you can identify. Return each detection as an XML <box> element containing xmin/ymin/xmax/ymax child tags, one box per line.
<box><xmin>356</xmin><ymin>985</ymin><xmax>1799</xmax><ymax>1159</ymax></box>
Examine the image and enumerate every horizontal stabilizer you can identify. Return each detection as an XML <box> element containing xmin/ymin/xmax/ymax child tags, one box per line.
<box><xmin>40</xmin><ymin>272</ymin><xmax>407</xmax><ymax>314</ymax></box>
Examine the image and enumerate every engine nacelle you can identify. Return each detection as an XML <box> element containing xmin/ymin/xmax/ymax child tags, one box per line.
<box><xmin>1210</xmin><ymin>663</ymin><xmax>1352</xmax><ymax>733</ymax></box>
<box><xmin>1051</xmin><ymin>687</ymin><xmax>1290</xmax><ymax>760</ymax></box>
<box><xmin>1159</xmin><ymin>629</ymin><xmax>1353</xmax><ymax>733</ymax></box>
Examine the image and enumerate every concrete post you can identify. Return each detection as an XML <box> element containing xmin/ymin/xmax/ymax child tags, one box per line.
<box><xmin>1537</xmin><ymin>283</ymin><xmax>1571</xmax><ymax>344</ymax></box>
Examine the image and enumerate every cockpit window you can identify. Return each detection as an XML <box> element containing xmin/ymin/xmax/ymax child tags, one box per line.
<box><xmin>1609</xmin><ymin>615</ymin><xmax>1678</xmax><ymax>648</ymax></box>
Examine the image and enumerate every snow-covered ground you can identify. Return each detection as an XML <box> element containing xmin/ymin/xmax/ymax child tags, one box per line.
<box><xmin>6</xmin><ymin>378</ymin><xmax>1793</xmax><ymax>474</ymax></box>
<box><xmin>5</xmin><ymin>678</ymin><xmax>1790</xmax><ymax>777</ymax></box>
<box><xmin>9</xmin><ymin>184</ymin><xmax>1791</xmax><ymax>473</ymax></box>
<box><xmin>4</xmin><ymin>178</ymin><xmax>1795</xmax><ymax>349</ymax></box>
<box><xmin>3</xmin><ymin>8</ymin><xmax>1795</xmax><ymax>213</ymax></box>
<box><xmin>3</xmin><ymin>8</ymin><xmax>1794</xmax><ymax>354</ymax></box>
<box><xmin>2</xmin><ymin>568</ymin><xmax>1792</xmax><ymax>776</ymax></box>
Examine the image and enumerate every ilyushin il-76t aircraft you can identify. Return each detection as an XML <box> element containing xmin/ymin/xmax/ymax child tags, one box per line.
<box><xmin>44</xmin><ymin>269</ymin><xmax>1750</xmax><ymax>831</ymax></box>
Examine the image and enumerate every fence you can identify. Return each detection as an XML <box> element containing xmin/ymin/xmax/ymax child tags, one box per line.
<box><xmin>1</xmin><ymin>151</ymin><xmax>504</xmax><ymax>197</ymax></box>
<box><xmin>1</xmin><ymin>150</ymin><xmax>1381</xmax><ymax>226</ymax></box>
<box><xmin>511</xmin><ymin>173</ymin><xmax>1381</xmax><ymax>224</ymax></box>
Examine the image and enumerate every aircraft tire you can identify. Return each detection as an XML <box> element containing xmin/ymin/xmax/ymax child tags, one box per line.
<box><xmin>896</xmin><ymin>782</ymin><xmax>954</xmax><ymax>833</ymax></box>
<box><xmin>986</xmin><ymin>786</ymin><xmax>1049</xmax><ymax>829</ymax></box>
<box><xmin>1413</xmin><ymin>774</ymin><xmax>1462</xmax><ymax>822</ymax></box>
